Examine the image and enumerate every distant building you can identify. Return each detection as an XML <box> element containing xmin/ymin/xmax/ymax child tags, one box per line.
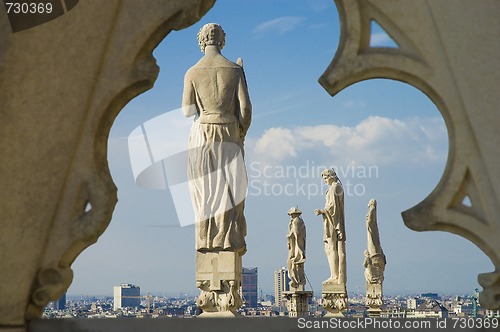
<box><xmin>274</xmin><ymin>267</ymin><xmax>290</xmax><ymax>308</ymax></box>
<box><xmin>241</xmin><ymin>267</ymin><xmax>258</xmax><ymax>308</ymax></box>
<box><xmin>407</xmin><ymin>297</ymin><xmax>424</xmax><ymax>310</ymax></box>
<box><xmin>486</xmin><ymin>309</ymin><xmax>500</xmax><ymax>317</ymax></box>
<box><xmin>414</xmin><ymin>299</ymin><xmax>448</xmax><ymax>318</ymax></box>
<box><xmin>454</xmin><ymin>303</ymin><xmax>475</xmax><ymax>316</ymax></box>
<box><xmin>263</xmin><ymin>294</ymin><xmax>275</xmax><ymax>304</ymax></box>
<box><xmin>50</xmin><ymin>293</ymin><xmax>66</xmax><ymax>311</ymax></box>
<box><xmin>113</xmin><ymin>284</ymin><xmax>140</xmax><ymax>310</ymax></box>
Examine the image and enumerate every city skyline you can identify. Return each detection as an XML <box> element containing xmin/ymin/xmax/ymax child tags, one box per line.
<box><xmin>68</xmin><ymin>0</ymin><xmax>493</xmax><ymax>297</ymax></box>
<box><xmin>47</xmin><ymin>291</ymin><xmax>499</xmax><ymax>320</ymax></box>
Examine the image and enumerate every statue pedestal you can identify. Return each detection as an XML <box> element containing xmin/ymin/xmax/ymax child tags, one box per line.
<box><xmin>366</xmin><ymin>283</ymin><xmax>383</xmax><ymax>317</ymax></box>
<box><xmin>322</xmin><ymin>282</ymin><xmax>348</xmax><ymax>317</ymax></box>
<box><xmin>367</xmin><ymin>308</ymin><xmax>382</xmax><ymax>317</ymax></box>
<box><xmin>283</xmin><ymin>290</ymin><xmax>313</xmax><ymax>318</ymax></box>
<box><xmin>195</xmin><ymin>251</ymin><xmax>242</xmax><ymax>317</ymax></box>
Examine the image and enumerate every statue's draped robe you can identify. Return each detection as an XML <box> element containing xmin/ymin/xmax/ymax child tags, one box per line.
<box><xmin>183</xmin><ymin>56</ymin><xmax>251</xmax><ymax>254</ymax></box>
<box><xmin>287</xmin><ymin>216</ymin><xmax>306</xmax><ymax>288</ymax></box>
<box><xmin>365</xmin><ymin>205</ymin><xmax>386</xmax><ymax>283</ymax></box>
<box><xmin>322</xmin><ymin>181</ymin><xmax>345</xmax><ymax>243</ymax></box>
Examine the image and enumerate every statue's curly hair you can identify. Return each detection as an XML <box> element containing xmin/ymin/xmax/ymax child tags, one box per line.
<box><xmin>321</xmin><ymin>168</ymin><xmax>337</xmax><ymax>179</ymax></box>
<box><xmin>197</xmin><ymin>23</ymin><xmax>226</xmax><ymax>52</ymax></box>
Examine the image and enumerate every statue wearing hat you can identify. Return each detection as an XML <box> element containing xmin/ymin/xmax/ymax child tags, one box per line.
<box><xmin>287</xmin><ymin>207</ymin><xmax>306</xmax><ymax>291</ymax></box>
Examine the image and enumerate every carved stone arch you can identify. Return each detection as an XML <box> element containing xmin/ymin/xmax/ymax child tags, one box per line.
<box><xmin>0</xmin><ymin>0</ymin><xmax>215</xmax><ymax>328</ymax></box>
<box><xmin>320</xmin><ymin>0</ymin><xmax>500</xmax><ymax>309</ymax></box>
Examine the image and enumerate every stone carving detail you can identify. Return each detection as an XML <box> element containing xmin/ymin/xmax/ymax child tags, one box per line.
<box><xmin>196</xmin><ymin>280</ymin><xmax>243</xmax><ymax>313</ymax></box>
<box><xmin>0</xmin><ymin>0</ymin><xmax>215</xmax><ymax>327</ymax></box>
<box><xmin>366</xmin><ymin>291</ymin><xmax>383</xmax><ymax>308</ymax></box>
<box><xmin>26</xmin><ymin>267</ymin><xmax>73</xmax><ymax>319</ymax></box>
<box><xmin>284</xmin><ymin>291</ymin><xmax>312</xmax><ymax>318</ymax></box>
<box><xmin>321</xmin><ymin>0</ymin><xmax>500</xmax><ymax>309</ymax></box>
<box><xmin>322</xmin><ymin>292</ymin><xmax>347</xmax><ymax>312</ymax></box>
<box><xmin>195</xmin><ymin>251</ymin><xmax>243</xmax><ymax>316</ymax></box>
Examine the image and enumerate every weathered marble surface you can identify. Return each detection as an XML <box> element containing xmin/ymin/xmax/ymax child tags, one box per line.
<box><xmin>283</xmin><ymin>290</ymin><xmax>312</xmax><ymax>318</ymax></box>
<box><xmin>321</xmin><ymin>0</ymin><xmax>500</xmax><ymax>309</ymax></box>
<box><xmin>0</xmin><ymin>0</ymin><xmax>214</xmax><ymax>328</ymax></box>
<box><xmin>321</xmin><ymin>283</ymin><xmax>347</xmax><ymax>317</ymax></box>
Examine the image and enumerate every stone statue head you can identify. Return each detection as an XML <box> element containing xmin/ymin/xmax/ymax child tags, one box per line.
<box><xmin>288</xmin><ymin>206</ymin><xmax>302</xmax><ymax>216</ymax></box>
<box><xmin>321</xmin><ymin>168</ymin><xmax>339</xmax><ymax>183</ymax></box>
<box><xmin>197</xmin><ymin>23</ymin><xmax>226</xmax><ymax>52</ymax></box>
<box><xmin>368</xmin><ymin>199</ymin><xmax>377</xmax><ymax>208</ymax></box>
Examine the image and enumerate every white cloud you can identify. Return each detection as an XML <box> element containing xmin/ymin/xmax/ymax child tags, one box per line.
<box><xmin>370</xmin><ymin>32</ymin><xmax>397</xmax><ymax>47</ymax></box>
<box><xmin>253</xmin><ymin>16</ymin><xmax>305</xmax><ymax>35</ymax></box>
<box><xmin>253</xmin><ymin>127</ymin><xmax>297</xmax><ymax>161</ymax></box>
<box><xmin>249</xmin><ymin>116</ymin><xmax>447</xmax><ymax>167</ymax></box>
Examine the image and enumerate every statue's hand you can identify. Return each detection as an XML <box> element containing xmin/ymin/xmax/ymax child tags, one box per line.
<box><xmin>314</xmin><ymin>209</ymin><xmax>323</xmax><ymax>216</ymax></box>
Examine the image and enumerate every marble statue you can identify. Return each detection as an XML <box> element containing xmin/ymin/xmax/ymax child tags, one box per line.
<box><xmin>284</xmin><ymin>206</ymin><xmax>312</xmax><ymax>317</ymax></box>
<box><xmin>363</xmin><ymin>199</ymin><xmax>386</xmax><ymax>315</ymax></box>
<box><xmin>183</xmin><ymin>23</ymin><xmax>252</xmax><ymax>254</ymax></box>
<box><xmin>364</xmin><ymin>199</ymin><xmax>386</xmax><ymax>284</ymax></box>
<box><xmin>287</xmin><ymin>207</ymin><xmax>306</xmax><ymax>291</ymax></box>
<box><xmin>314</xmin><ymin>168</ymin><xmax>348</xmax><ymax>317</ymax></box>
<box><xmin>182</xmin><ymin>23</ymin><xmax>252</xmax><ymax>316</ymax></box>
<box><xmin>314</xmin><ymin>168</ymin><xmax>346</xmax><ymax>285</ymax></box>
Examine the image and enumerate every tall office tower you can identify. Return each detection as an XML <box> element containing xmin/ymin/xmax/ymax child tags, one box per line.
<box><xmin>241</xmin><ymin>267</ymin><xmax>258</xmax><ymax>308</ymax></box>
<box><xmin>113</xmin><ymin>283</ymin><xmax>140</xmax><ymax>310</ymax></box>
<box><xmin>274</xmin><ymin>267</ymin><xmax>290</xmax><ymax>307</ymax></box>
<box><xmin>51</xmin><ymin>293</ymin><xmax>66</xmax><ymax>311</ymax></box>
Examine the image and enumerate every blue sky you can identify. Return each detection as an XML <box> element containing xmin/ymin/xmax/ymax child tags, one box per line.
<box><xmin>68</xmin><ymin>0</ymin><xmax>493</xmax><ymax>297</ymax></box>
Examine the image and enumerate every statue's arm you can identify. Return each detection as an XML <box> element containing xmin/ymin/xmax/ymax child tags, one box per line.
<box><xmin>366</xmin><ymin>207</ymin><xmax>375</xmax><ymax>222</ymax></box>
<box><xmin>237</xmin><ymin>69</ymin><xmax>252</xmax><ymax>137</ymax></box>
<box><xmin>182</xmin><ymin>71</ymin><xmax>197</xmax><ymax>118</ymax></box>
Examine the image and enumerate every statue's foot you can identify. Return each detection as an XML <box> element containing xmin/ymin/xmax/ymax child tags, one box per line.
<box><xmin>322</xmin><ymin>277</ymin><xmax>338</xmax><ymax>284</ymax></box>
